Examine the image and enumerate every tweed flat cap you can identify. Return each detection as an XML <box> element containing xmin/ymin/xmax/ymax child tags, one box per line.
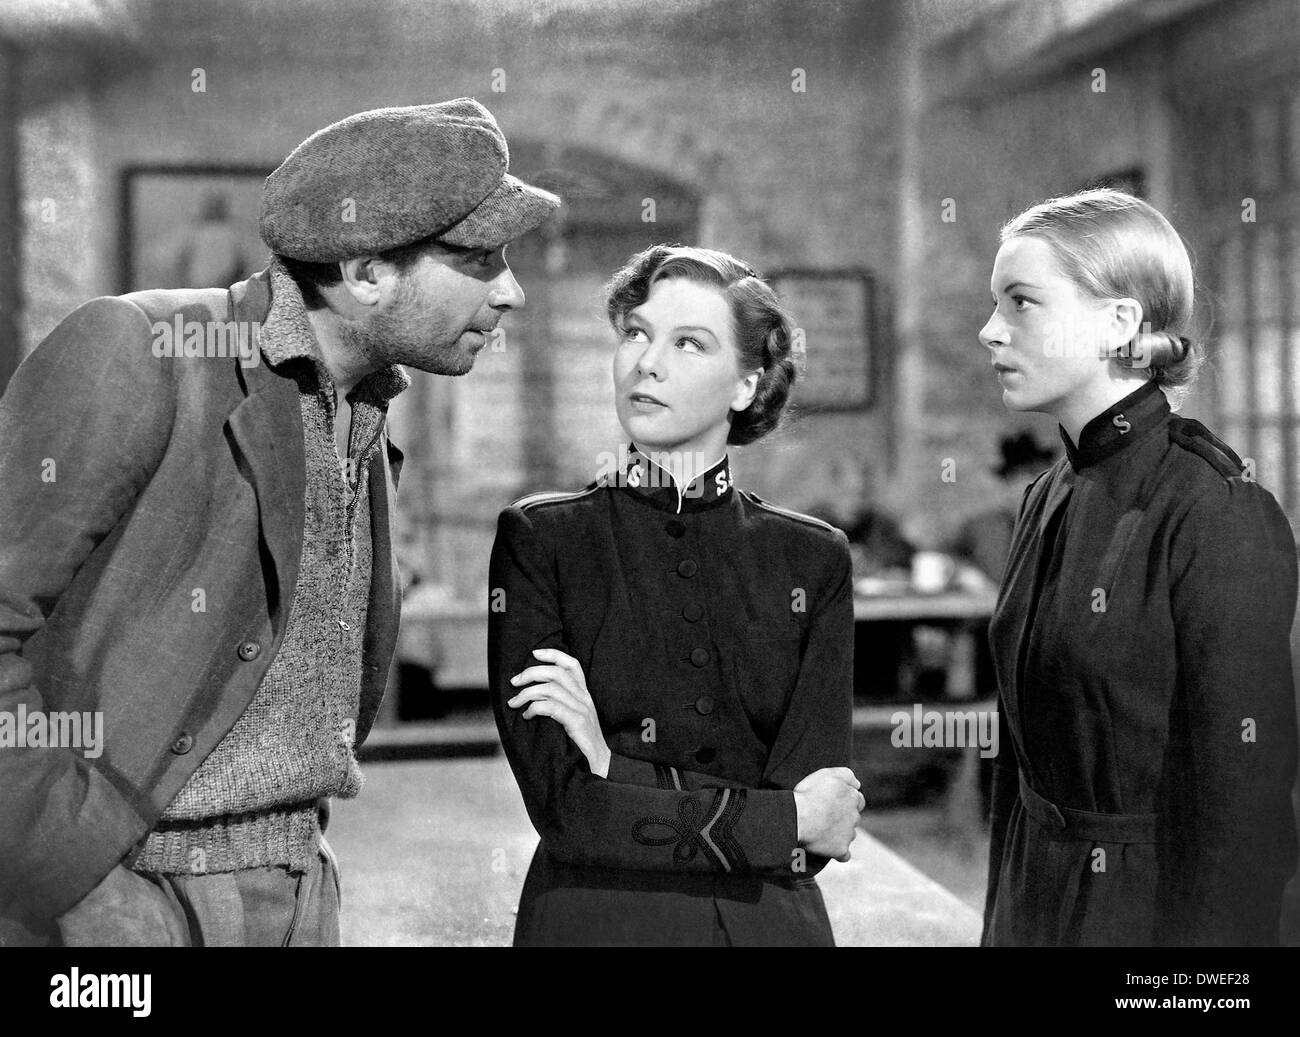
<box><xmin>259</xmin><ymin>98</ymin><xmax>560</xmax><ymax>261</ymax></box>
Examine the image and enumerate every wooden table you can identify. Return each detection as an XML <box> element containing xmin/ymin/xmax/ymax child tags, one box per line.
<box><xmin>852</xmin><ymin>588</ymin><xmax>999</xmax><ymax>829</ymax></box>
<box><xmin>854</xmin><ymin>587</ymin><xmax>996</xmax><ymax>699</ymax></box>
<box><xmin>853</xmin><ymin>588</ymin><xmax>998</xmax><ymax>622</ymax></box>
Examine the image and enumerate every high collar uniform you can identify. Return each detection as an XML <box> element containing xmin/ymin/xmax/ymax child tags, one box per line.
<box><xmin>489</xmin><ymin>446</ymin><xmax>854</xmax><ymax>946</ymax></box>
<box><xmin>983</xmin><ymin>380</ymin><xmax>1298</xmax><ymax>946</ymax></box>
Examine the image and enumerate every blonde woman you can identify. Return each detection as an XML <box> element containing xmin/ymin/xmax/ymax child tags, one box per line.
<box><xmin>979</xmin><ymin>190</ymin><xmax>1298</xmax><ymax>946</ymax></box>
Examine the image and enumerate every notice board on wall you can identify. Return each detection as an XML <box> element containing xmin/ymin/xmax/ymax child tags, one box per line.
<box><xmin>768</xmin><ymin>268</ymin><xmax>875</xmax><ymax>410</ymax></box>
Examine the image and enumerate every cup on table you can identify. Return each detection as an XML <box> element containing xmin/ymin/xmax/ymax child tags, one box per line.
<box><xmin>911</xmin><ymin>550</ymin><xmax>955</xmax><ymax>593</ymax></box>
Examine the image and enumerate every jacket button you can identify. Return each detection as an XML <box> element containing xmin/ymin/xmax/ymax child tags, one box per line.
<box><xmin>694</xmin><ymin>695</ymin><xmax>715</xmax><ymax>716</ymax></box>
<box><xmin>237</xmin><ymin>640</ymin><xmax>261</xmax><ymax>661</ymax></box>
<box><xmin>171</xmin><ymin>732</ymin><xmax>195</xmax><ymax>755</ymax></box>
<box><xmin>676</xmin><ymin>559</ymin><xmax>698</xmax><ymax>578</ymax></box>
<box><xmin>689</xmin><ymin>647</ymin><xmax>710</xmax><ymax>667</ymax></box>
<box><xmin>664</xmin><ymin>519</ymin><xmax>686</xmax><ymax>538</ymax></box>
<box><xmin>695</xmin><ymin>746</ymin><xmax>716</xmax><ymax>764</ymax></box>
<box><xmin>682</xmin><ymin>603</ymin><xmax>704</xmax><ymax>622</ymax></box>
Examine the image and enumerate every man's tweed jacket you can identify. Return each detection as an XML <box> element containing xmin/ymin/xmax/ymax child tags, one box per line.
<box><xmin>0</xmin><ymin>270</ymin><xmax>404</xmax><ymax>940</ymax></box>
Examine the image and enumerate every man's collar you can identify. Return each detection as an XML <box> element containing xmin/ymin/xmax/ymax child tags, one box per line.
<box><xmin>608</xmin><ymin>443</ymin><xmax>734</xmax><ymax>514</ymax></box>
<box><xmin>262</xmin><ymin>260</ymin><xmax>410</xmax><ymax>405</ymax></box>
<box><xmin>1061</xmin><ymin>378</ymin><xmax>1168</xmax><ymax>472</ymax></box>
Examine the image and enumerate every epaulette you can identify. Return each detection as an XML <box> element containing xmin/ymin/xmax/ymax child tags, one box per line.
<box><xmin>741</xmin><ymin>490</ymin><xmax>840</xmax><ymax>533</ymax></box>
<box><xmin>1169</xmin><ymin>416</ymin><xmax>1247</xmax><ymax>481</ymax></box>
<box><xmin>510</xmin><ymin>482</ymin><xmax>601</xmax><ymax>511</ymax></box>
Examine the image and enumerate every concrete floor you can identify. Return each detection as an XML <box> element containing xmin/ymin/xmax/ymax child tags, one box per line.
<box><xmin>328</xmin><ymin>754</ymin><xmax>982</xmax><ymax>946</ymax></box>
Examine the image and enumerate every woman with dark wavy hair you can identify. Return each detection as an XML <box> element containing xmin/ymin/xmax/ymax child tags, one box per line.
<box><xmin>488</xmin><ymin>244</ymin><xmax>862</xmax><ymax>946</ymax></box>
<box><xmin>979</xmin><ymin>189</ymin><xmax>1298</xmax><ymax>946</ymax></box>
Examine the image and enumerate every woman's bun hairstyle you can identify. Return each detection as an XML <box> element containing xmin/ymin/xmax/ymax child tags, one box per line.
<box><xmin>604</xmin><ymin>244</ymin><xmax>797</xmax><ymax>446</ymax></box>
<box><xmin>1117</xmin><ymin>328</ymin><xmax>1191</xmax><ymax>372</ymax></box>
<box><xmin>1001</xmin><ymin>189</ymin><xmax>1201</xmax><ymax>397</ymax></box>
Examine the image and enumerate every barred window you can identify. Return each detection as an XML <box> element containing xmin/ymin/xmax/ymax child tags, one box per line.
<box><xmin>1191</xmin><ymin>75</ymin><xmax>1300</xmax><ymax>520</ymax></box>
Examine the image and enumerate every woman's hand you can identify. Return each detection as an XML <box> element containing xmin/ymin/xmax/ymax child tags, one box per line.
<box><xmin>793</xmin><ymin>767</ymin><xmax>864</xmax><ymax>862</ymax></box>
<box><xmin>508</xmin><ymin>647</ymin><xmax>612</xmax><ymax>777</ymax></box>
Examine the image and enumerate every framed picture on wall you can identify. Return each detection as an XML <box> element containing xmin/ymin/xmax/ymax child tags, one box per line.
<box><xmin>119</xmin><ymin>164</ymin><xmax>274</xmax><ymax>293</ymax></box>
<box><xmin>767</xmin><ymin>268</ymin><xmax>875</xmax><ymax>410</ymax></box>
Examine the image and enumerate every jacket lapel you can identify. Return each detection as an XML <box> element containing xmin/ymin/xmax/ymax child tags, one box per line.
<box><xmin>223</xmin><ymin>272</ymin><xmax>307</xmax><ymax>624</ymax></box>
<box><xmin>356</xmin><ymin>433</ymin><xmax>404</xmax><ymax>745</ymax></box>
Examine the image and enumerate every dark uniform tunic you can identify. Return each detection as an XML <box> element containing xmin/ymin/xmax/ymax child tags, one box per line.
<box><xmin>983</xmin><ymin>379</ymin><xmax>1299</xmax><ymax>946</ymax></box>
<box><xmin>488</xmin><ymin>447</ymin><xmax>853</xmax><ymax>946</ymax></box>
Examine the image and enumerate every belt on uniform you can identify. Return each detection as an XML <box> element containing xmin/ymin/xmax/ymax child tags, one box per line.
<box><xmin>1018</xmin><ymin>772</ymin><xmax>1157</xmax><ymax>844</ymax></box>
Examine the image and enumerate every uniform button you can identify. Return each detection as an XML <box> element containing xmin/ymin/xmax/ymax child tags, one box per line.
<box><xmin>694</xmin><ymin>695</ymin><xmax>715</xmax><ymax>715</ymax></box>
<box><xmin>236</xmin><ymin>640</ymin><xmax>261</xmax><ymax>661</ymax></box>
<box><xmin>664</xmin><ymin>520</ymin><xmax>686</xmax><ymax>538</ymax></box>
<box><xmin>695</xmin><ymin>746</ymin><xmax>716</xmax><ymax>764</ymax></box>
<box><xmin>676</xmin><ymin>559</ymin><xmax>698</xmax><ymax>578</ymax></box>
<box><xmin>171</xmin><ymin>732</ymin><xmax>195</xmax><ymax>755</ymax></box>
<box><xmin>682</xmin><ymin>603</ymin><xmax>704</xmax><ymax>623</ymax></box>
<box><xmin>689</xmin><ymin>647</ymin><xmax>710</xmax><ymax>667</ymax></box>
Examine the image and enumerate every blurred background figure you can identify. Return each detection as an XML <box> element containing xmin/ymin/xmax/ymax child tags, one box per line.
<box><xmin>805</xmin><ymin>498</ymin><xmax>913</xmax><ymax>702</ymax></box>
<box><xmin>843</xmin><ymin>503</ymin><xmax>916</xmax><ymax>579</ymax></box>
<box><xmin>948</xmin><ymin>432</ymin><xmax>1058</xmax><ymax>589</ymax></box>
<box><xmin>170</xmin><ymin>190</ymin><xmax>248</xmax><ymax>288</ymax></box>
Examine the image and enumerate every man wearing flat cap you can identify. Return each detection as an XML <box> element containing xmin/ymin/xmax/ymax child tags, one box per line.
<box><xmin>0</xmin><ymin>98</ymin><xmax>559</xmax><ymax>946</ymax></box>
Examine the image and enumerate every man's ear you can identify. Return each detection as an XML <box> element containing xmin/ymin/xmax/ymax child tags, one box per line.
<box><xmin>337</xmin><ymin>257</ymin><xmax>386</xmax><ymax>306</ymax></box>
<box><xmin>730</xmin><ymin>369</ymin><xmax>761</xmax><ymax>413</ymax></box>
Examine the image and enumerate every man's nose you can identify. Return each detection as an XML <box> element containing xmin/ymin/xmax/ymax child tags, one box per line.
<box><xmin>489</xmin><ymin>266</ymin><xmax>526</xmax><ymax>311</ymax></box>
